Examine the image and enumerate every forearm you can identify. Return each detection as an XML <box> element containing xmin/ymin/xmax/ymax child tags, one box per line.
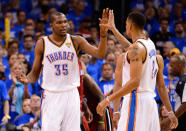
<box><xmin>23</xmin><ymin>86</ymin><xmax>30</xmax><ymax>99</ymax></box>
<box><xmin>27</xmin><ymin>71</ymin><xmax>40</xmax><ymax>83</ymax></box>
<box><xmin>111</xmin><ymin>27</ymin><xmax>131</xmax><ymax>49</ymax></box>
<box><xmin>175</xmin><ymin>102</ymin><xmax>186</xmax><ymax>118</ymax></box>
<box><xmin>97</xmin><ymin>35</ymin><xmax>107</xmax><ymax>59</ymax></box>
<box><xmin>158</xmin><ymin>86</ymin><xmax>173</xmax><ymax>112</ymax></box>
<box><xmin>109</xmin><ymin>80</ymin><xmax>138</xmax><ymax>102</ymax></box>
<box><xmin>4</xmin><ymin>100</ymin><xmax>9</xmax><ymax>116</ymax></box>
<box><xmin>113</xmin><ymin>85</ymin><xmax>121</xmax><ymax>112</ymax></box>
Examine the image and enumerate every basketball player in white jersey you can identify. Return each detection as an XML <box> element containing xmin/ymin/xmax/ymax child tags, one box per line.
<box><xmin>96</xmin><ymin>10</ymin><xmax>178</xmax><ymax>131</ymax></box>
<box><xmin>19</xmin><ymin>9</ymin><xmax>109</xmax><ymax>131</ymax></box>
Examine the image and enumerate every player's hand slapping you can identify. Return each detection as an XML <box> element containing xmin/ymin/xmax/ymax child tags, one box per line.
<box><xmin>99</xmin><ymin>10</ymin><xmax>116</xmax><ymax>32</ymax></box>
<box><xmin>99</xmin><ymin>8</ymin><xmax>109</xmax><ymax>36</ymax></box>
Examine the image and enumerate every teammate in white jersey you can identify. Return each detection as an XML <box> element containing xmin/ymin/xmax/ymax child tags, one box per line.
<box><xmin>19</xmin><ymin>9</ymin><xmax>109</xmax><ymax>131</ymax></box>
<box><xmin>96</xmin><ymin>10</ymin><xmax>178</xmax><ymax>131</ymax></box>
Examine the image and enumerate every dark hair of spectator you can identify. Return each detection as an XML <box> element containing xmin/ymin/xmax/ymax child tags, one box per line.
<box><xmin>160</xmin><ymin>18</ymin><xmax>169</xmax><ymax>24</ymax></box>
<box><xmin>24</xmin><ymin>34</ymin><xmax>34</xmax><ymax>40</ymax></box>
<box><xmin>101</xmin><ymin>62</ymin><xmax>113</xmax><ymax>71</ymax></box>
<box><xmin>174</xmin><ymin>22</ymin><xmax>183</xmax><ymax>28</ymax></box>
<box><xmin>23</xmin><ymin>60</ymin><xmax>32</xmax><ymax>75</ymax></box>
<box><xmin>8</xmin><ymin>40</ymin><xmax>19</xmax><ymax>49</ymax></box>
<box><xmin>17</xmin><ymin>10</ymin><xmax>25</xmax><ymax>16</ymax></box>
<box><xmin>49</xmin><ymin>11</ymin><xmax>65</xmax><ymax>23</ymax></box>
<box><xmin>128</xmin><ymin>11</ymin><xmax>146</xmax><ymax>30</ymax></box>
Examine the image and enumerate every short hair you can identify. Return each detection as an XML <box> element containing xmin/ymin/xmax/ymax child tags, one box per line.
<box><xmin>101</xmin><ymin>63</ymin><xmax>113</xmax><ymax>71</ymax></box>
<box><xmin>160</xmin><ymin>18</ymin><xmax>169</xmax><ymax>24</ymax></box>
<box><xmin>49</xmin><ymin>11</ymin><xmax>65</xmax><ymax>23</ymax></box>
<box><xmin>8</xmin><ymin>40</ymin><xmax>19</xmax><ymax>48</ymax></box>
<box><xmin>24</xmin><ymin>34</ymin><xmax>34</xmax><ymax>40</ymax></box>
<box><xmin>128</xmin><ymin>11</ymin><xmax>146</xmax><ymax>29</ymax></box>
<box><xmin>174</xmin><ymin>22</ymin><xmax>183</xmax><ymax>28</ymax></box>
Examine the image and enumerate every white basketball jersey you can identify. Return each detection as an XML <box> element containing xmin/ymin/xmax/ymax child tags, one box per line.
<box><xmin>122</xmin><ymin>38</ymin><xmax>158</xmax><ymax>97</ymax></box>
<box><xmin>42</xmin><ymin>34</ymin><xmax>80</xmax><ymax>91</ymax></box>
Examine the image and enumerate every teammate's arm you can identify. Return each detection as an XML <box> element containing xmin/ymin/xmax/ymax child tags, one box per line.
<box><xmin>20</xmin><ymin>39</ymin><xmax>43</xmax><ymax>84</ymax></box>
<box><xmin>100</xmin><ymin>10</ymin><xmax>131</xmax><ymax>50</ymax></box>
<box><xmin>97</xmin><ymin>43</ymin><xmax>145</xmax><ymax>116</ymax></box>
<box><xmin>113</xmin><ymin>53</ymin><xmax>124</xmax><ymax>129</ymax></box>
<box><xmin>156</xmin><ymin>55</ymin><xmax>178</xmax><ymax>129</ymax></box>
<box><xmin>71</xmin><ymin>9</ymin><xmax>109</xmax><ymax>59</ymax></box>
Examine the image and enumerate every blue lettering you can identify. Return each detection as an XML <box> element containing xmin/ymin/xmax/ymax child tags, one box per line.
<box><xmin>63</xmin><ymin>51</ymin><xmax>67</xmax><ymax>60</ymax></box>
<box><xmin>46</xmin><ymin>55</ymin><xmax>52</xmax><ymax>63</ymax></box>
<box><xmin>58</xmin><ymin>52</ymin><xmax>62</xmax><ymax>60</ymax></box>
<box><xmin>49</xmin><ymin>54</ymin><xmax>55</xmax><ymax>62</ymax></box>
<box><xmin>71</xmin><ymin>53</ymin><xmax>74</xmax><ymax>61</ymax></box>
<box><xmin>54</xmin><ymin>52</ymin><xmax>59</xmax><ymax>60</ymax></box>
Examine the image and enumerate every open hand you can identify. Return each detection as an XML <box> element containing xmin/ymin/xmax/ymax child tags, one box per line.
<box><xmin>100</xmin><ymin>9</ymin><xmax>116</xmax><ymax>32</ymax></box>
<box><xmin>99</xmin><ymin>8</ymin><xmax>109</xmax><ymax>35</ymax></box>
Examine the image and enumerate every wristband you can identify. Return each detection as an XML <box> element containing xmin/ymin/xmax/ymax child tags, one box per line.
<box><xmin>113</xmin><ymin>111</ymin><xmax>120</xmax><ymax>114</ymax></box>
<box><xmin>98</xmin><ymin>121</ymin><xmax>104</xmax><ymax>124</ymax></box>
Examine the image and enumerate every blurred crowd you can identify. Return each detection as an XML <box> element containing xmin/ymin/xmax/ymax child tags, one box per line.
<box><xmin>0</xmin><ymin>0</ymin><xmax>185</xmax><ymax>131</ymax></box>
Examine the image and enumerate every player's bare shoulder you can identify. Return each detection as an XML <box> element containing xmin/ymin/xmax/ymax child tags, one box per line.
<box><xmin>128</xmin><ymin>42</ymin><xmax>146</xmax><ymax>62</ymax></box>
<box><xmin>35</xmin><ymin>38</ymin><xmax>44</xmax><ymax>55</ymax></box>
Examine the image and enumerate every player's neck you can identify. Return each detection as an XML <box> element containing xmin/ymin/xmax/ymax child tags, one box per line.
<box><xmin>51</xmin><ymin>33</ymin><xmax>66</xmax><ymax>42</ymax></box>
<box><xmin>132</xmin><ymin>30</ymin><xmax>146</xmax><ymax>43</ymax></box>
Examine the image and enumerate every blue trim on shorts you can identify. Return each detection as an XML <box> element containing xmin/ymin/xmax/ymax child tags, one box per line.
<box><xmin>127</xmin><ymin>90</ymin><xmax>137</xmax><ymax>131</ymax></box>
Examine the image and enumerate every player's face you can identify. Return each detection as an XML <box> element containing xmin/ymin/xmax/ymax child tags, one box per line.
<box><xmin>169</xmin><ymin>57</ymin><xmax>179</xmax><ymax>76</ymax></box>
<box><xmin>51</xmin><ymin>15</ymin><xmax>69</xmax><ymax>37</ymax></box>
<box><xmin>126</xmin><ymin>18</ymin><xmax>132</xmax><ymax>38</ymax></box>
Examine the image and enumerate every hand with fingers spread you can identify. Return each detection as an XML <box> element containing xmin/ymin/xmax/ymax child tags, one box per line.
<box><xmin>100</xmin><ymin>9</ymin><xmax>116</xmax><ymax>32</ymax></box>
<box><xmin>96</xmin><ymin>97</ymin><xmax>110</xmax><ymax>116</ymax></box>
<box><xmin>99</xmin><ymin>8</ymin><xmax>109</xmax><ymax>36</ymax></box>
<box><xmin>19</xmin><ymin>72</ymin><xmax>29</xmax><ymax>85</ymax></box>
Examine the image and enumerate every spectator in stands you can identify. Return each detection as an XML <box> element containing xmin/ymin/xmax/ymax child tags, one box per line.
<box><xmin>35</xmin><ymin>19</ymin><xmax>46</xmax><ymax>33</ymax></box>
<box><xmin>0</xmin><ymin>61</ymin><xmax>6</xmax><ymax>81</ymax></box>
<box><xmin>21</xmin><ymin>35</ymin><xmax>35</xmax><ymax>65</ymax></box>
<box><xmin>79</xmin><ymin>52</ymin><xmax>90</xmax><ymax>66</ymax></box>
<box><xmin>107</xmin><ymin>39</ymin><xmax>115</xmax><ymax>53</ymax></box>
<box><xmin>151</xmin><ymin>18</ymin><xmax>173</xmax><ymax>55</ymax></box>
<box><xmin>163</xmin><ymin>41</ymin><xmax>176</xmax><ymax>76</ymax></box>
<box><xmin>17</xmin><ymin>53</ymin><xmax>26</xmax><ymax>64</ymax></box>
<box><xmin>144</xmin><ymin>7</ymin><xmax>159</xmax><ymax>36</ymax></box>
<box><xmin>168</xmin><ymin>54</ymin><xmax>186</xmax><ymax>130</ymax></box>
<box><xmin>5</xmin><ymin>54</ymin><xmax>18</xmax><ymax>80</ymax></box>
<box><xmin>8</xmin><ymin>62</ymin><xmax>31</xmax><ymax>122</ymax></box>
<box><xmin>169</xmin><ymin>22</ymin><xmax>186</xmax><ymax>53</ymax></box>
<box><xmin>77</xmin><ymin>17</ymin><xmax>92</xmax><ymax>38</ymax></box>
<box><xmin>90</xmin><ymin>25</ymin><xmax>99</xmax><ymax>43</ymax></box>
<box><xmin>13</xmin><ymin>10</ymin><xmax>26</xmax><ymax>39</ymax></box>
<box><xmin>98</xmin><ymin>63</ymin><xmax>114</xmax><ymax>96</ymax></box>
<box><xmin>129</xmin><ymin>0</ymin><xmax>144</xmax><ymax>12</ymax></box>
<box><xmin>67</xmin><ymin>0</ymin><xmax>92</xmax><ymax>31</ymax></box>
<box><xmin>68</xmin><ymin>20</ymin><xmax>76</xmax><ymax>35</ymax></box>
<box><xmin>171</xmin><ymin>2</ymin><xmax>184</xmax><ymax>23</ymax></box>
<box><xmin>0</xmin><ymin>79</ymin><xmax>10</xmax><ymax>125</ymax></box>
<box><xmin>105</xmin><ymin>52</ymin><xmax>116</xmax><ymax>71</ymax></box>
<box><xmin>14</xmin><ymin>94</ymin><xmax>41</xmax><ymax>130</ymax></box>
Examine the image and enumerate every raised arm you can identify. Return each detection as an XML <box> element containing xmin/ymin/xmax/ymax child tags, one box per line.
<box><xmin>20</xmin><ymin>39</ymin><xmax>43</xmax><ymax>84</ymax></box>
<box><xmin>100</xmin><ymin>10</ymin><xmax>131</xmax><ymax>50</ymax></box>
<box><xmin>72</xmin><ymin>9</ymin><xmax>109</xmax><ymax>59</ymax></box>
<box><xmin>156</xmin><ymin>54</ymin><xmax>178</xmax><ymax>129</ymax></box>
